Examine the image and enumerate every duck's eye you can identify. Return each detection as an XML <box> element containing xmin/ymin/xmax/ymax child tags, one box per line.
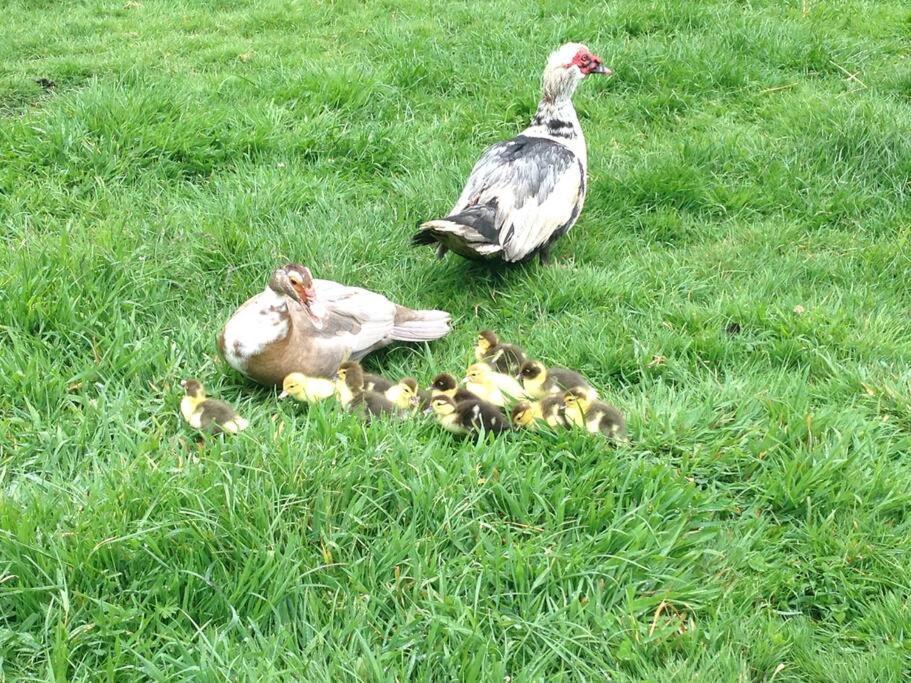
<box><xmin>580</xmin><ymin>54</ymin><xmax>591</xmax><ymax>65</ymax></box>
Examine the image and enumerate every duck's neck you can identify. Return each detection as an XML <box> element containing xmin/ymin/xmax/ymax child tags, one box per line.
<box><xmin>523</xmin><ymin>73</ymin><xmax>585</xmax><ymax>160</ymax></box>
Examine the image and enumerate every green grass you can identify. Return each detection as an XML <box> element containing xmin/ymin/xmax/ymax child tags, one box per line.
<box><xmin>2</xmin><ymin>0</ymin><xmax>911</xmax><ymax>679</ymax></box>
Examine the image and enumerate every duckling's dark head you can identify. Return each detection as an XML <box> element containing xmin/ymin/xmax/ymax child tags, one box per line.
<box><xmin>477</xmin><ymin>330</ymin><xmax>498</xmax><ymax>351</ymax></box>
<box><xmin>431</xmin><ymin>373</ymin><xmax>458</xmax><ymax>392</ymax></box>
<box><xmin>180</xmin><ymin>378</ymin><xmax>204</xmax><ymax>398</ymax></box>
<box><xmin>338</xmin><ymin>361</ymin><xmax>365</xmax><ymax>391</ymax></box>
<box><xmin>511</xmin><ymin>401</ymin><xmax>534</xmax><ymax>426</ymax></box>
<box><xmin>518</xmin><ymin>360</ymin><xmax>545</xmax><ymax>380</ymax></box>
<box><xmin>399</xmin><ymin>377</ymin><xmax>419</xmax><ymax>393</ymax></box>
<box><xmin>563</xmin><ymin>387</ymin><xmax>591</xmax><ymax>409</ymax></box>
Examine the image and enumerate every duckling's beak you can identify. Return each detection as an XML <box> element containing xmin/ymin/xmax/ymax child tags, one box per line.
<box><xmin>409</xmin><ymin>395</ymin><xmax>419</xmax><ymax>407</ymax></box>
<box><xmin>278</xmin><ymin>390</ymin><xmax>289</xmax><ymax>399</ymax></box>
<box><xmin>460</xmin><ymin>377</ymin><xmax>468</xmax><ymax>385</ymax></box>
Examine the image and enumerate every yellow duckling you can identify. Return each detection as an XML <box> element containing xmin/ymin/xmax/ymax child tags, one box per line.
<box><xmin>385</xmin><ymin>377</ymin><xmax>420</xmax><ymax>410</ymax></box>
<box><xmin>463</xmin><ymin>363</ymin><xmax>526</xmax><ymax>407</ymax></box>
<box><xmin>180</xmin><ymin>379</ymin><xmax>249</xmax><ymax>435</ymax></box>
<box><xmin>518</xmin><ymin>360</ymin><xmax>597</xmax><ymax>400</ymax></box>
<box><xmin>429</xmin><ymin>395</ymin><xmax>510</xmax><ymax>436</ymax></box>
<box><xmin>279</xmin><ymin>372</ymin><xmax>336</xmax><ymax>402</ymax></box>
<box><xmin>510</xmin><ymin>395</ymin><xmax>566</xmax><ymax>430</ymax></box>
<box><xmin>474</xmin><ymin>329</ymin><xmax>527</xmax><ymax>374</ymax></box>
<box><xmin>562</xmin><ymin>388</ymin><xmax>627</xmax><ymax>442</ymax></box>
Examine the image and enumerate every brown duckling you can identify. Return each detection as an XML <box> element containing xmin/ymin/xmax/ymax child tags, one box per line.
<box><xmin>335</xmin><ymin>361</ymin><xmax>399</xmax><ymax>419</ymax></box>
<box><xmin>180</xmin><ymin>379</ymin><xmax>249</xmax><ymax>435</ymax></box>
<box><xmin>518</xmin><ymin>360</ymin><xmax>597</xmax><ymax>400</ymax></box>
<box><xmin>430</xmin><ymin>373</ymin><xmax>481</xmax><ymax>403</ymax></box>
<box><xmin>510</xmin><ymin>395</ymin><xmax>566</xmax><ymax>430</ymax></box>
<box><xmin>474</xmin><ymin>330</ymin><xmax>527</xmax><ymax>374</ymax></box>
<box><xmin>562</xmin><ymin>388</ymin><xmax>627</xmax><ymax>441</ymax></box>
<box><xmin>429</xmin><ymin>395</ymin><xmax>510</xmax><ymax>436</ymax></box>
<box><xmin>385</xmin><ymin>377</ymin><xmax>420</xmax><ymax>410</ymax></box>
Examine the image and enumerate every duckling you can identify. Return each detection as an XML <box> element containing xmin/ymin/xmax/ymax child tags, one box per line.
<box><xmin>474</xmin><ymin>330</ymin><xmax>527</xmax><ymax>374</ymax></box>
<box><xmin>335</xmin><ymin>360</ymin><xmax>399</xmax><ymax>419</ymax></box>
<box><xmin>279</xmin><ymin>372</ymin><xmax>336</xmax><ymax>402</ymax></box>
<box><xmin>463</xmin><ymin>363</ymin><xmax>526</xmax><ymax>407</ymax></box>
<box><xmin>385</xmin><ymin>377</ymin><xmax>420</xmax><ymax>410</ymax></box>
<box><xmin>363</xmin><ymin>372</ymin><xmax>393</xmax><ymax>394</ymax></box>
<box><xmin>510</xmin><ymin>395</ymin><xmax>567</xmax><ymax>430</ymax></box>
<box><xmin>349</xmin><ymin>390</ymin><xmax>398</xmax><ymax>420</ymax></box>
<box><xmin>179</xmin><ymin>379</ymin><xmax>249</xmax><ymax>435</ymax></box>
<box><xmin>518</xmin><ymin>360</ymin><xmax>597</xmax><ymax>400</ymax></box>
<box><xmin>562</xmin><ymin>388</ymin><xmax>627</xmax><ymax>441</ymax></box>
<box><xmin>430</xmin><ymin>373</ymin><xmax>481</xmax><ymax>403</ymax></box>
<box><xmin>429</xmin><ymin>395</ymin><xmax>510</xmax><ymax>435</ymax></box>
<box><xmin>335</xmin><ymin>360</ymin><xmax>366</xmax><ymax>407</ymax></box>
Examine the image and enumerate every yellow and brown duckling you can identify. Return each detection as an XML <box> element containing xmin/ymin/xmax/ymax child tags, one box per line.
<box><xmin>279</xmin><ymin>372</ymin><xmax>336</xmax><ymax>403</ymax></box>
<box><xmin>429</xmin><ymin>395</ymin><xmax>510</xmax><ymax>436</ymax></box>
<box><xmin>335</xmin><ymin>361</ymin><xmax>400</xmax><ymax>419</ymax></box>
<box><xmin>463</xmin><ymin>363</ymin><xmax>526</xmax><ymax>407</ymax></box>
<box><xmin>385</xmin><ymin>377</ymin><xmax>420</xmax><ymax>410</ymax></box>
<box><xmin>474</xmin><ymin>330</ymin><xmax>527</xmax><ymax>375</ymax></box>
<box><xmin>518</xmin><ymin>360</ymin><xmax>597</xmax><ymax>400</ymax></box>
<box><xmin>510</xmin><ymin>395</ymin><xmax>567</xmax><ymax>430</ymax></box>
<box><xmin>180</xmin><ymin>379</ymin><xmax>249</xmax><ymax>435</ymax></box>
<box><xmin>562</xmin><ymin>388</ymin><xmax>627</xmax><ymax>441</ymax></box>
<box><xmin>430</xmin><ymin>373</ymin><xmax>481</xmax><ymax>403</ymax></box>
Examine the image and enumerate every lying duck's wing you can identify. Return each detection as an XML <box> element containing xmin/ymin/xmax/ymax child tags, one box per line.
<box><xmin>453</xmin><ymin>136</ymin><xmax>585</xmax><ymax>262</ymax></box>
<box><xmin>313</xmin><ymin>280</ymin><xmax>397</xmax><ymax>356</ymax></box>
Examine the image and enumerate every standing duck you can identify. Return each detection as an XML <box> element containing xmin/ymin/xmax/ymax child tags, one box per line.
<box><xmin>412</xmin><ymin>43</ymin><xmax>611</xmax><ymax>264</ymax></box>
<box><xmin>218</xmin><ymin>264</ymin><xmax>451</xmax><ymax>386</ymax></box>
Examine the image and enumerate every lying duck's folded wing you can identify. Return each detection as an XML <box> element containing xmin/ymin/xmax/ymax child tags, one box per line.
<box><xmin>313</xmin><ymin>280</ymin><xmax>397</xmax><ymax>356</ymax></box>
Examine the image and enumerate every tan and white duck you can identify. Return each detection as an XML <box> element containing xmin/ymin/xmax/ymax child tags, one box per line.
<box><xmin>218</xmin><ymin>264</ymin><xmax>451</xmax><ymax>386</ymax></box>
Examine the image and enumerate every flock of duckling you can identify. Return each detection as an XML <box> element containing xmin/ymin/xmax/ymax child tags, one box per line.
<box><xmin>180</xmin><ymin>330</ymin><xmax>626</xmax><ymax>442</ymax></box>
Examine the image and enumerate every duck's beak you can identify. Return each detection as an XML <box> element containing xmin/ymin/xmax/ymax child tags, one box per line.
<box><xmin>278</xmin><ymin>390</ymin><xmax>289</xmax><ymax>399</ymax></box>
<box><xmin>591</xmin><ymin>63</ymin><xmax>612</xmax><ymax>76</ymax></box>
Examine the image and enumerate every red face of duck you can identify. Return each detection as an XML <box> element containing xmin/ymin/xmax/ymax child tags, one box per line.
<box><xmin>571</xmin><ymin>47</ymin><xmax>612</xmax><ymax>77</ymax></box>
<box><xmin>274</xmin><ymin>264</ymin><xmax>323</xmax><ymax>328</ymax></box>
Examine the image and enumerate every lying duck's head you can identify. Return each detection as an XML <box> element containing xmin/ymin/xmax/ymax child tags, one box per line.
<box><xmin>268</xmin><ymin>264</ymin><xmax>322</xmax><ymax>327</ymax></box>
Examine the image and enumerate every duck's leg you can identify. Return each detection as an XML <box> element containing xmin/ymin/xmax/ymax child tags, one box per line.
<box><xmin>537</xmin><ymin>246</ymin><xmax>551</xmax><ymax>266</ymax></box>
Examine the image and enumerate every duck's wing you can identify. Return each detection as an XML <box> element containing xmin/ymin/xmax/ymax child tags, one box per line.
<box><xmin>311</xmin><ymin>280</ymin><xmax>398</xmax><ymax>357</ymax></box>
<box><xmin>449</xmin><ymin>136</ymin><xmax>586</xmax><ymax>262</ymax></box>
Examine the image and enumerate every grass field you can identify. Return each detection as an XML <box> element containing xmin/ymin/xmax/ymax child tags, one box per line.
<box><xmin>2</xmin><ymin>0</ymin><xmax>911</xmax><ymax>679</ymax></box>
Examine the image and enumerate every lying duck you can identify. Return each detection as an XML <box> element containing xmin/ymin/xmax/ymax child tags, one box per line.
<box><xmin>180</xmin><ymin>379</ymin><xmax>249</xmax><ymax>435</ymax></box>
<box><xmin>219</xmin><ymin>264</ymin><xmax>451</xmax><ymax>386</ymax></box>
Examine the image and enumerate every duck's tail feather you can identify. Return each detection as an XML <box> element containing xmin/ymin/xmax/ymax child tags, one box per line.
<box><xmin>411</xmin><ymin>205</ymin><xmax>502</xmax><ymax>258</ymax></box>
<box><xmin>392</xmin><ymin>307</ymin><xmax>451</xmax><ymax>342</ymax></box>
